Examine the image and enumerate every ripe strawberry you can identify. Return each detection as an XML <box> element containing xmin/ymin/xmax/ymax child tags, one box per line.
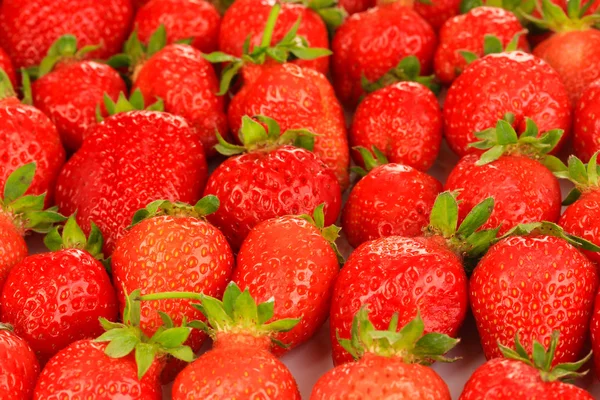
<box><xmin>0</xmin><ymin>0</ymin><xmax>133</xmax><ymax>69</ymax></box>
<box><xmin>331</xmin><ymin>192</ymin><xmax>497</xmax><ymax>365</ymax></box>
<box><xmin>338</xmin><ymin>0</ymin><xmax>374</xmax><ymax>14</ymax></box>
<box><xmin>342</xmin><ymin>147</ymin><xmax>442</xmax><ymax>248</ymax></box>
<box><xmin>470</xmin><ymin>223</ymin><xmax>599</xmax><ymax>364</ymax></box>
<box><xmin>0</xmin><ymin>324</ymin><xmax>40</xmax><ymax>399</ymax></box>
<box><xmin>0</xmin><ymin>47</ymin><xmax>16</xmax><ymax>88</ymax></box>
<box><xmin>203</xmin><ymin>116</ymin><xmax>342</xmax><ymax>251</ymax></box>
<box><xmin>573</xmin><ymin>79</ymin><xmax>600</xmax><ymax>162</ymax></box>
<box><xmin>134</xmin><ymin>0</ymin><xmax>221</xmax><ymax>54</ymax></box>
<box><xmin>332</xmin><ymin>2</ymin><xmax>436</xmax><ymax>107</ymax></box>
<box><xmin>31</xmin><ymin>35</ymin><xmax>126</xmax><ymax>152</ymax></box>
<box><xmin>312</xmin><ymin>309</ymin><xmax>458</xmax><ymax>399</ymax></box>
<box><xmin>55</xmin><ymin>92</ymin><xmax>208</xmax><ymax>256</ymax></box>
<box><xmin>434</xmin><ymin>7</ymin><xmax>529</xmax><ymax>84</ymax></box>
<box><xmin>414</xmin><ymin>0</ymin><xmax>461</xmax><ymax>30</ymax></box>
<box><xmin>233</xmin><ymin>205</ymin><xmax>342</xmax><ymax>355</ymax></box>
<box><xmin>460</xmin><ymin>332</ymin><xmax>594</xmax><ymax>399</ymax></box>
<box><xmin>443</xmin><ymin>51</ymin><xmax>571</xmax><ymax>156</ymax></box>
<box><xmin>445</xmin><ymin>118</ymin><xmax>562</xmax><ymax>235</ymax></box>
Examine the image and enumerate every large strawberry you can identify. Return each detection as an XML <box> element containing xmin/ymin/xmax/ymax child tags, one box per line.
<box><xmin>0</xmin><ymin>324</ymin><xmax>40</xmax><ymax>399</ymax></box>
<box><xmin>573</xmin><ymin>79</ymin><xmax>600</xmax><ymax>162</ymax></box>
<box><xmin>312</xmin><ymin>309</ymin><xmax>458</xmax><ymax>399</ymax></box>
<box><xmin>232</xmin><ymin>205</ymin><xmax>342</xmax><ymax>355</ymax></box>
<box><xmin>445</xmin><ymin>117</ymin><xmax>562</xmax><ymax>235</ymax></box>
<box><xmin>342</xmin><ymin>147</ymin><xmax>442</xmax><ymax>248</ymax></box>
<box><xmin>443</xmin><ymin>51</ymin><xmax>571</xmax><ymax>156</ymax></box>
<box><xmin>331</xmin><ymin>192</ymin><xmax>497</xmax><ymax>365</ymax></box>
<box><xmin>460</xmin><ymin>332</ymin><xmax>594</xmax><ymax>399</ymax></box>
<box><xmin>0</xmin><ymin>47</ymin><xmax>16</xmax><ymax>88</ymax></box>
<box><xmin>203</xmin><ymin>116</ymin><xmax>342</xmax><ymax>251</ymax></box>
<box><xmin>31</xmin><ymin>35</ymin><xmax>126</xmax><ymax>152</ymax></box>
<box><xmin>0</xmin><ymin>0</ymin><xmax>133</xmax><ymax>69</ymax></box>
<box><xmin>470</xmin><ymin>223</ymin><xmax>599</xmax><ymax>365</ymax></box>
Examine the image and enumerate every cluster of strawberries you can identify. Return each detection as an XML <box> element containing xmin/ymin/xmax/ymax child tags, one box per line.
<box><xmin>1</xmin><ymin>0</ymin><xmax>600</xmax><ymax>398</ymax></box>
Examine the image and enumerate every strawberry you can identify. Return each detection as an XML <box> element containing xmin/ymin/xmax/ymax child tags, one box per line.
<box><xmin>460</xmin><ymin>332</ymin><xmax>594</xmax><ymax>399</ymax></box>
<box><xmin>0</xmin><ymin>0</ymin><xmax>133</xmax><ymax>69</ymax></box>
<box><xmin>112</xmin><ymin>196</ymin><xmax>234</xmax><ymax>382</ymax></box>
<box><xmin>470</xmin><ymin>223</ymin><xmax>600</xmax><ymax>365</ymax></box>
<box><xmin>232</xmin><ymin>205</ymin><xmax>342</xmax><ymax>355</ymax></box>
<box><xmin>338</xmin><ymin>0</ymin><xmax>374</xmax><ymax>14</ymax></box>
<box><xmin>134</xmin><ymin>0</ymin><xmax>221</xmax><ymax>54</ymax></box>
<box><xmin>342</xmin><ymin>147</ymin><xmax>442</xmax><ymax>248</ymax></box>
<box><xmin>0</xmin><ymin>47</ymin><xmax>16</xmax><ymax>88</ymax></box>
<box><xmin>350</xmin><ymin>57</ymin><xmax>442</xmax><ymax>172</ymax></box>
<box><xmin>414</xmin><ymin>0</ymin><xmax>462</xmax><ymax>30</ymax></box>
<box><xmin>592</xmin><ymin>289</ymin><xmax>600</xmax><ymax>379</ymax></box>
<box><xmin>0</xmin><ymin>324</ymin><xmax>40</xmax><ymax>399</ymax></box>
<box><xmin>331</xmin><ymin>192</ymin><xmax>497</xmax><ymax>365</ymax></box>
<box><xmin>443</xmin><ymin>51</ymin><xmax>571</xmax><ymax>157</ymax></box>
<box><xmin>312</xmin><ymin>308</ymin><xmax>458</xmax><ymax>399</ymax></box>
<box><xmin>31</xmin><ymin>35</ymin><xmax>127</xmax><ymax>152</ymax></box>
<box><xmin>203</xmin><ymin>116</ymin><xmax>342</xmax><ymax>251</ymax></box>
<box><xmin>574</xmin><ymin>79</ymin><xmax>600</xmax><ymax>163</ymax></box>
<box><xmin>434</xmin><ymin>7</ymin><xmax>529</xmax><ymax>85</ymax></box>
<box><xmin>55</xmin><ymin>92</ymin><xmax>208</xmax><ymax>256</ymax></box>
<box><xmin>331</xmin><ymin>2</ymin><xmax>437</xmax><ymax>108</ymax></box>
<box><xmin>445</xmin><ymin>117</ymin><xmax>563</xmax><ymax>235</ymax></box>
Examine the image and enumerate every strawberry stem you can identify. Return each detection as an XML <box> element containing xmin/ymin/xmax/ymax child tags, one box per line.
<box><xmin>140</xmin><ymin>292</ymin><xmax>203</xmax><ymax>302</ymax></box>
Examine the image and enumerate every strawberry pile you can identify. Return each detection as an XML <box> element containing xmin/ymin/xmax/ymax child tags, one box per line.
<box><xmin>2</xmin><ymin>0</ymin><xmax>600</xmax><ymax>398</ymax></box>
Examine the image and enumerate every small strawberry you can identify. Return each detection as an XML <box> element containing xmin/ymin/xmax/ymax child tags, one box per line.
<box><xmin>233</xmin><ymin>205</ymin><xmax>342</xmax><ymax>355</ymax></box>
<box><xmin>0</xmin><ymin>47</ymin><xmax>16</xmax><ymax>88</ymax></box>
<box><xmin>470</xmin><ymin>223</ymin><xmax>600</xmax><ymax>365</ymax></box>
<box><xmin>460</xmin><ymin>332</ymin><xmax>594</xmax><ymax>399</ymax></box>
<box><xmin>203</xmin><ymin>116</ymin><xmax>342</xmax><ymax>251</ymax></box>
<box><xmin>338</xmin><ymin>0</ymin><xmax>374</xmax><ymax>14</ymax></box>
<box><xmin>312</xmin><ymin>308</ymin><xmax>458</xmax><ymax>399</ymax></box>
<box><xmin>0</xmin><ymin>324</ymin><xmax>40</xmax><ymax>399</ymax></box>
<box><xmin>414</xmin><ymin>0</ymin><xmax>462</xmax><ymax>30</ymax></box>
<box><xmin>55</xmin><ymin>91</ymin><xmax>208</xmax><ymax>256</ymax></box>
<box><xmin>31</xmin><ymin>35</ymin><xmax>127</xmax><ymax>152</ymax></box>
<box><xmin>573</xmin><ymin>79</ymin><xmax>600</xmax><ymax>163</ymax></box>
<box><xmin>342</xmin><ymin>147</ymin><xmax>442</xmax><ymax>248</ymax></box>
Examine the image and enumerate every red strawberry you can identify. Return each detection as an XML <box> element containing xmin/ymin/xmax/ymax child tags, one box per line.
<box><xmin>312</xmin><ymin>309</ymin><xmax>457</xmax><ymax>399</ymax></box>
<box><xmin>0</xmin><ymin>0</ymin><xmax>133</xmax><ymax>69</ymax></box>
<box><xmin>414</xmin><ymin>0</ymin><xmax>461</xmax><ymax>30</ymax></box>
<box><xmin>338</xmin><ymin>0</ymin><xmax>374</xmax><ymax>14</ymax></box>
<box><xmin>460</xmin><ymin>332</ymin><xmax>594</xmax><ymax>399</ymax></box>
<box><xmin>445</xmin><ymin>118</ymin><xmax>562</xmax><ymax>235</ymax></box>
<box><xmin>0</xmin><ymin>324</ymin><xmax>40</xmax><ymax>399</ymax></box>
<box><xmin>0</xmin><ymin>47</ymin><xmax>16</xmax><ymax>88</ymax></box>
<box><xmin>574</xmin><ymin>79</ymin><xmax>600</xmax><ymax>162</ymax></box>
<box><xmin>31</xmin><ymin>35</ymin><xmax>126</xmax><ymax>152</ymax></box>
<box><xmin>470</xmin><ymin>223</ymin><xmax>599</xmax><ymax>364</ymax></box>
<box><xmin>203</xmin><ymin>116</ymin><xmax>342</xmax><ymax>251</ymax></box>
<box><xmin>134</xmin><ymin>0</ymin><xmax>221</xmax><ymax>54</ymax></box>
<box><xmin>443</xmin><ymin>51</ymin><xmax>571</xmax><ymax>156</ymax></box>
<box><xmin>592</xmin><ymin>289</ymin><xmax>600</xmax><ymax>379</ymax></box>
<box><xmin>55</xmin><ymin>92</ymin><xmax>208</xmax><ymax>256</ymax></box>
<box><xmin>232</xmin><ymin>205</ymin><xmax>341</xmax><ymax>355</ymax></box>
<box><xmin>342</xmin><ymin>148</ymin><xmax>442</xmax><ymax>248</ymax></box>
<box><xmin>434</xmin><ymin>7</ymin><xmax>529</xmax><ymax>85</ymax></box>
<box><xmin>332</xmin><ymin>2</ymin><xmax>437</xmax><ymax>107</ymax></box>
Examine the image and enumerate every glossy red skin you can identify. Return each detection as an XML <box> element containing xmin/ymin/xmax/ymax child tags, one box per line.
<box><xmin>470</xmin><ymin>235</ymin><xmax>599</xmax><ymax>365</ymax></box>
<box><xmin>414</xmin><ymin>0</ymin><xmax>461</xmax><ymax>30</ymax></box>
<box><xmin>204</xmin><ymin>145</ymin><xmax>342</xmax><ymax>251</ymax></box>
<box><xmin>574</xmin><ymin>79</ymin><xmax>600</xmax><ymax>162</ymax></box>
<box><xmin>228</xmin><ymin>62</ymin><xmax>350</xmax><ymax>189</ymax></box>
<box><xmin>434</xmin><ymin>7</ymin><xmax>529</xmax><ymax>84</ymax></box>
<box><xmin>0</xmin><ymin>46</ymin><xmax>16</xmax><ymax>88</ymax></box>
<box><xmin>332</xmin><ymin>3</ymin><xmax>437</xmax><ymax>108</ymax></box>
<box><xmin>134</xmin><ymin>44</ymin><xmax>228</xmax><ymax>157</ymax></box>
<box><xmin>233</xmin><ymin>216</ymin><xmax>339</xmax><ymax>355</ymax></box>
<box><xmin>559</xmin><ymin>190</ymin><xmax>600</xmax><ymax>264</ymax></box>
<box><xmin>0</xmin><ymin>213</ymin><xmax>27</xmax><ymax>293</ymax></box>
<box><xmin>311</xmin><ymin>353</ymin><xmax>451</xmax><ymax>400</ymax></box>
<box><xmin>112</xmin><ymin>215</ymin><xmax>234</xmax><ymax>382</ymax></box>
<box><xmin>0</xmin><ymin>97</ymin><xmax>65</xmax><ymax>206</ymax></box>
<box><xmin>219</xmin><ymin>0</ymin><xmax>330</xmax><ymax>74</ymax></box>
<box><xmin>135</xmin><ymin>0</ymin><xmax>221</xmax><ymax>54</ymax></box>
<box><xmin>330</xmin><ymin>235</ymin><xmax>468</xmax><ymax>365</ymax></box>
<box><xmin>445</xmin><ymin>154</ymin><xmax>562</xmax><ymax>235</ymax></box>
<box><xmin>32</xmin><ymin>61</ymin><xmax>126</xmax><ymax>152</ymax></box>
<box><xmin>350</xmin><ymin>82</ymin><xmax>442</xmax><ymax>171</ymax></box>
<box><xmin>0</xmin><ymin>0</ymin><xmax>133</xmax><ymax>69</ymax></box>
<box><xmin>338</xmin><ymin>0</ymin><xmax>375</xmax><ymax>14</ymax></box>
<box><xmin>33</xmin><ymin>340</ymin><xmax>162</xmax><ymax>400</ymax></box>
<box><xmin>55</xmin><ymin>111</ymin><xmax>208</xmax><ymax>256</ymax></box>
<box><xmin>0</xmin><ymin>249</ymin><xmax>118</xmax><ymax>365</ymax></box>
<box><xmin>0</xmin><ymin>329</ymin><xmax>40</xmax><ymax>399</ymax></box>
<box><xmin>459</xmin><ymin>357</ymin><xmax>594</xmax><ymax>400</ymax></box>
<box><xmin>443</xmin><ymin>51</ymin><xmax>572</xmax><ymax>157</ymax></box>
<box><xmin>591</xmin><ymin>290</ymin><xmax>600</xmax><ymax>379</ymax></box>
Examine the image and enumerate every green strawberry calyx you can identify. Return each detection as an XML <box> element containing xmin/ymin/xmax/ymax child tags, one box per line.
<box><xmin>499</xmin><ymin>331</ymin><xmax>591</xmax><ymax>382</ymax></box>
<box><xmin>215</xmin><ymin>115</ymin><xmax>315</xmax><ymax>155</ymax></box>
<box><xmin>298</xmin><ymin>204</ymin><xmax>344</xmax><ymax>264</ymax></box>
<box><xmin>460</xmin><ymin>30</ymin><xmax>527</xmax><ymax>65</ymax></box>
<box><xmin>351</xmin><ymin>146</ymin><xmax>389</xmax><ymax>178</ymax></box>
<box><xmin>28</xmin><ymin>35</ymin><xmax>101</xmax><ymax>79</ymax></box>
<box><xmin>96</xmin><ymin>89</ymin><xmax>164</xmax><ymax>122</ymax></box>
<box><xmin>282</xmin><ymin>0</ymin><xmax>347</xmax><ymax>32</ymax></box>
<box><xmin>203</xmin><ymin>3</ymin><xmax>332</xmax><ymax>95</ymax></box>
<box><xmin>44</xmin><ymin>215</ymin><xmax>106</xmax><ymax>261</ymax></box>
<box><xmin>361</xmin><ymin>55</ymin><xmax>440</xmax><ymax>95</ymax></box>
<box><xmin>337</xmin><ymin>306</ymin><xmax>460</xmax><ymax>363</ymax></box>
<box><xmin>496</xmin><ymin>221</ymin><xmax>600</xmax><ymax>251</ymax></box>
<box><xmin>523</xmin><ymin>0</ymin><xmax>600</xmax><ymax>32</ymax></box>
<box><xmin>0</xmin><ymin>163</ymin><xmax>66</xmax><ymax>235</ymax></box>
<box><xmin>130</xmin><ymin>196</ymin><xmax>220</xmax><ymax>228</ymax></box>
<box><xmin>469</xmin><ymin>114</ymin><xmax>563</xmax><ymax>166</ymax></box>
<box><xmin>545</xmin><ymin>152</ymin><xmax>600</xmax><ymax>205</ymax></box>
<box><xmin>107</xmin><ymin>25</ymin><xmax>169</xmax><ymax>75</ymax></box>
<box><xmin>0</xmin><ymin>68</ymin><xmax>17</xmax><ymax>100</ymax></box>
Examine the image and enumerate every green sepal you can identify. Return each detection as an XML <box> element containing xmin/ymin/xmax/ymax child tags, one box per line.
<box><xmin>298</xmin><ymin>204</ymin><xmax>344</xmax><ymax>264</ymax></box>
<box><xmin>350</xmin><ymin>146</ymin><xmax>388</xmax><ymax>178</ymax></box>
<box><xmin>96</xmin><ymin>89</ymin><xmax>164</xmax><ymax>121</ymax></box>
<box><xmin>547</xmin><ymin>152</ymin><xmax>600</xmax><ymax>205</ymax></box>
<box><xmin>0</xmin><ymin>68</ymin><xmax>16</xmax><ymax>100</ymax></box>
<box><xmin>521</xmin><ymin>0</ymin><xmax>600</xmax><ymax>32</ymax></box>
<box><xmin>107</xmin><ymin>25</ymin><xmax>168</xmax><ymax>71</ymax></box>
<box><xmin>129</xmin><ymin>196</ymin><xmax>220</xmax><ymax>228</ymax></box>
<box><xmin>20</xmin><ymin>69</ymin><xmax>33</xmax><ymax>106</ymax></box>
<box><xmin>361</xmin><ymin>55</ymin><xmax>440</xmax><ymax>96</ymax></box>
<box><xmin>32</xmin><ymin>34</ymin><xmax>101</xmax><ymax>79</ymax></box>
<box><xmin>497</xmin><ymin>221</ymin><xmax>600</xmax><ymax>252</ymax></box>
<box><xmin>282</xmin><ymin>0</ymin><xmax>347</xmax><ymax>33</ymax></box>
<box><xmin>43</xmin><ymin>215</ymin><xmax>106</xmax><ymax>260</ymax></box>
